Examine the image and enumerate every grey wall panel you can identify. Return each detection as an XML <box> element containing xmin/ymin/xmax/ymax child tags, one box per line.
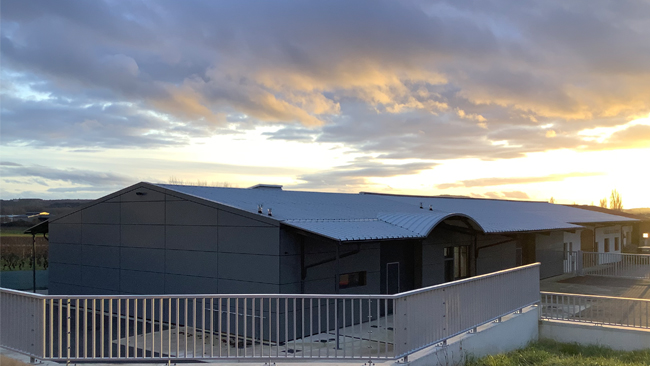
<box><xmin>304</xmin><ymin>278</ymin><xmax>335</xmax><ymax>294</ymax></box>
<box><xmin>280</xmin><ymin>255</ymin><xmax>301</xmax><ymax>284</ymax></box>
<box><xmin>218</xmin><ymin>210</ymin><xmax>274</xmax><ymax>227</ymax></box>
<box><xmin>280</xmin><ymin>282</ymin><xmax>301</xmax><ymax>294</ymax></box>
<box><xmin>81</xmin><ymin>224</ymin><xmax>120</xmax><ymax>246</ymax></box>
<box><xmin>165</xmin><ymin>193</ymin><xmax>184</xmax><ymax>201</ymax></box>
<box><xmin>49</xmin><ymin>263</ymin><xmax>81</xmax><ymax>285</ymax></box>
<box><xmin>422</xmin><ymin>264</ymin><xmax>444</xmax><ymax>287</ymax></box>
<box><xmin>81</xmin><ymin>266</ymin><xmax>120</xmax><ymax>291</ymax></box>
<box><xmin>49</xmin><ymin>282</ymin><xmax>84</xmax><ymax>295</ymax></box>
<box><xmin>121</xmin><ymin>225</ymin><xmax>165</xmax><ymax>248</ymax></box>
<box><xmin>121</xmin><ymin>187</ymin><xmax>166</xmax><ymax>202</ymax></box>
<box><xmin>165</xmin><ymin>250</ymin><xmax>218</xmax><ymax>278</ymax></box>
<box><xmin>49</xmin><ymin>223</ymin><xmax>81</xmax><ymax>244</ymax></box>
<box><xmin>279</xmin><ymin>229</ymin><xmax>301</xmax><ymax>255</ymax></box>
<box><xmin>477</xmin><ymin>242</ymin><xmax>517</xmax><ymax>275</ymax></box>
<box><xmin>165</xmin><ymin>274</ymin><xmax>219</xmax><ymax>294</ymax></box>
<box><xmin>120</xmin><ymin>270</ymin><xmax>165</xmax><ymax>294</ymax></box>
<box><xmin>422</xmin><ymin>241</ymin><xmax>444</xmax><ymax>266</ymax></box>
<box><xmin>165</xmin><ymin>200</ymin><xmax>218</xmax><ymax>226</ymax></box>
<box><xmin>81</xmin><ymin>245</ymin><xmax>120</xmax><ymax>268</ymax></box>
<box><xmin>218</xmin><ymin>253</ymin><xmax>279</xmax><ymax>284</ymax></box>
<box><xmin>49</xmin><ymin>243</ymin><xmax>81</xmax><ymax>265</ymax></box>
<box><xmin>218</xmin><ymin>279</ymin><xmax>279</xmax><ymax>294</ymax></box>
<box><xmin>166</xmin><ymin>226</ymin><xmax>218</xmax><ymax>251</ymax></box>
<box><xmin>121</xmin><ymin>202</ymin><xmax>165</xmax><ymax>225</ymax></box>
<box><xmin>80</xmin><ymin>286</ymin><xmax>120</xmax><ymax>295</ymax></box>
<box><xmin>121</xmin><ymin>247</ymin><xmax>165</xmax><ymax>272</ymax></box>
<box><xmin>56</xmin><ymin>211</ymin><xmax>81</xmax><ymax>224</ymax></box>
<box><xmin>304</xmin><ymin>247</ymin><xmax>379</xmax><ymax>281</ymax></box>
<box><xmin>218</xmin><ymin>227</ymin><xmax>279</xmax><ymax>255</ymax></box>
<box><xmin>81</xmin><ymin>203</ymin><xmax>120</xmax><ymax>224</ymax></box>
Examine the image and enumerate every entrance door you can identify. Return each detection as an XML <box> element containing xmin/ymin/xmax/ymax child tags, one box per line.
<box><xmin>386</xmin><ymin>262</ymin><xmax>400</xmax><ymax>294</ymax></box>
<box><xmin>380</xmin><ymin>242</ymin><xmax>415</xmax><ymax>294</ymax></box>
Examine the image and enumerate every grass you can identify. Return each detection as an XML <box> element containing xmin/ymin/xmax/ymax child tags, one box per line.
<box><xmin>466</xmin><ymin>340</ymin><xmax>650</xmax><ymax>366</ymax></box>
<box><xmin>0</xmin><ymin>227</ymin><xmax>32</xmax><ymax>236</ymax></box>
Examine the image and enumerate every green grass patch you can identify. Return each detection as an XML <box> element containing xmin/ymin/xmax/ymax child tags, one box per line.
<box><xmin>466</xmin><ymin>340</ymin><xmax>650</xmax><ymax>366</ymax></box>
<box><xmin>0</xmin><ymin>227</ymin><xmax>32</xmax><ymax>236</ymax></box>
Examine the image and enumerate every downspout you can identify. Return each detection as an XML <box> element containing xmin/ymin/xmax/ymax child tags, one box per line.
<box><xmin>335</xmin><ymin>241</ymin><xmax>341</xmax><ymax>294</ymax></box>
<box><xmin>31</xmin><ymin>233</ymin><xmax>36</xmax><ymax>293</ymax></box>
<box><xmin>300</xmin><ymin>237</ymin><xmax>305</xmax><ymax>294</ymax></box>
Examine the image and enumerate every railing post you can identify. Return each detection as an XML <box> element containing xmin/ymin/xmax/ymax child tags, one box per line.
<box><xmin>576</xmin><ymin>250</ymin><xmax>583</xmax><ymax>276</ymax></box>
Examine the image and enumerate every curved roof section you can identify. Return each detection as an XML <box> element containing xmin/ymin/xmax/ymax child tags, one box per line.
<box><xmin>378</xmin><ymin>212</ymin><xmax>484</xmax><ymax>236</ymax></box>
<box><xmin>368</xmin><ymin>194</ymin><xmax>637</xmax><ymax>232</ymax></box>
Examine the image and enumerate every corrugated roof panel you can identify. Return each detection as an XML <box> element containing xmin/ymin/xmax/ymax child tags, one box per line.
<box><xmin>378</xmin><ymin>212</ymin><xmax>456</xmax><ymax>236</ymax></box>
<box><xmin>156</xmin><ymin>184</ymin><xmax>638</xmax><ymax>239</ymax></box>
<box><xmin>284</xmin><ymin>219</ymin><xmax>421</xmax><ymax>241</ymax></box>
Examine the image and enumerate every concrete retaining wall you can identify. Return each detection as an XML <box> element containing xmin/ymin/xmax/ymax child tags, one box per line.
<box><xmin>407</xmin><ymin>306</ymin><xmax>539</xmax><ymax>366</ymax></box>
<box><xmin>540</xmin><ymin>320</ymin><xmax>650</xmax><ymax>351</ymax></box>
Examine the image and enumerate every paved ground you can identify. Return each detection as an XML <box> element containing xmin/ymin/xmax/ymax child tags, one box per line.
<box><xmin>541</xmin><ymin>274</ymin><xmax>650</xmax><ymax>299</ymax></box>
<box><xmin>540</xmin><ymin>274</ymin><xmax>650</xmax><ymax>328</ymax></box>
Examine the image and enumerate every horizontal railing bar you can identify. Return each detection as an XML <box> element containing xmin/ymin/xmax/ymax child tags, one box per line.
<box><xmin>395</xmin><ymin>263</ymin><xmax>540</xmax><ymax>298</ymax></box>
<box><xmin>0</xmin><ymin>264</ymin><xmax>540</xmax><ymax>300</ymax></box>
<box><xmin>582</xmin><ymin>251</ymin><xmax>650</xmax><ymax>258</ymax></box>
<box><xmin>541</xmin><ymin>291</ymin><xmax>650</xmax><ymax>303</ymax></box>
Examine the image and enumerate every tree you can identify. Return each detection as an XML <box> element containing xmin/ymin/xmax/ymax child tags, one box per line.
<box><xmin>609</xmin><ymin>189</ymin><xmax>623</xmax><ymax>211</ymax></box>
<box><xmin>599</xmin><ymin>198</ymin><xmax>608</xmax><ymax>208</ymax></box>
<box><xmin>549</xmin><ymin>197</ymin><xmax>555</xmax><ymax>204</ymax></box>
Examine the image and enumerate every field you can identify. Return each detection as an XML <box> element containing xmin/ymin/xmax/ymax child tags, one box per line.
<box><xmin>0</xmin><ymin>235</ymin><xmax>48</xmax><ymax>271</ymax></box>
<box><xmin>467</xmin><ymin>340</ymin><xmax>650</xmax><ymax>366</ymax></box>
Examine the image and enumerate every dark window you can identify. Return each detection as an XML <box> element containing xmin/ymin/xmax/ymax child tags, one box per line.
<box><xmin>444</xmin><ymin>245</ymin><xmax>470</xmax><ymax>282</ymax></box>
<box><xmin>604</xmin><ymin>238</ymin><xmax>610</xmax><ymax>252</ymax></box>
<box><xmin>615</xmin><ymin>237</ymin><xmax>620</xmax><ymax>251</ymax></box>
<box><xmin>339</xmin><ymin>271</ymin><xmax>367</xmax><ymax>289</ymax></box>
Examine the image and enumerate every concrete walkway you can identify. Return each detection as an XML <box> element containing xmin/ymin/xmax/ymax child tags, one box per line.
<box><xmin>541</xmin><ymin>274</ymin><xmax>650</xmax><ymax>299</ymax></box>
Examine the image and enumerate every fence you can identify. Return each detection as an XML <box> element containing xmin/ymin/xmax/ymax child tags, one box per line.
<box><xmin>540</xmin><ymin>292</ymin><xmax>650</xmax><ymax>329</ymax></box>
<box><xmin>0</xmin><ymin>263</ymin><xmax>540</xmax><ymax>362</ymax></box>
<box><xmin>581</xmin><ymin>252</ymin><xmax>650</xmax><ymax>279</ymax></box>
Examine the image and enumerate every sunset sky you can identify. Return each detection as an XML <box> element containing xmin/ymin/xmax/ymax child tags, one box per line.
<box><xmin>1</xmin><ymin>0</ymin><xmax>649</xmax><ymax>207</ymax></box>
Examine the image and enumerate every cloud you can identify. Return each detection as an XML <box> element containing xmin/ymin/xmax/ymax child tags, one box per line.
<box><xmin>0</xmin><ymin>163</ymin><xmax>136</xmax><ymax>187</ymax></box>
<box><xmin>473</xmin><ymin>191</ymin><xmax>531</xmax><ymax>200</ymax></box>
<box><xmin>291</xmin><ymin>157</ymin><xmax>437</xmax><ymax>190</ymax></box>
<box><xmin>1</xmin><ymin>0</ymin><xmax>649</xmax><ymax>161</ymax></box>
<box><xmin>437</xmin><ymin>172</ymin><xmax>605</xmax><ymax>189</ymax></box>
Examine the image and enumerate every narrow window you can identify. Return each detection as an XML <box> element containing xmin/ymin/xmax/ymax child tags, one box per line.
<box><xmin>614</xmin><ymin>237</ymin><xmax>620</xmax><ymax>251</ymax></box>
<box><xmin>604</xmin><ymin>238</ymin><xmax>610</xmax><ymax>252</ymax></box>
<box><xmin>339</xmin><ymin>271</ymin><xmax>367</xmax><ymax>289</ymax></box>
<box><xmin>444</xmin><ymin>245</ymin><xmax>471</xmax><ymax>282</ymax></box>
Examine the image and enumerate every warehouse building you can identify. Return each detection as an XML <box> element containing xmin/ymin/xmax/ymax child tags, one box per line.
<box><xmin>47</xmin><ymin>182</ymin><xmax>637</xmax><ymax>295</ymax></box>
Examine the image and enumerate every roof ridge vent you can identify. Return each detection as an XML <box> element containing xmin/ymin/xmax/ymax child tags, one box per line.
<box><xmin>249</xmin><ymin>184</ymin><xmax>283</xmax><ymax>190</ymax></box>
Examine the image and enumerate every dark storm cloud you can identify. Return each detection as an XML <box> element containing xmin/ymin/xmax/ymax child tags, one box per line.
<box><xmin>1</xmin><ymin>0</ymin><xmax>649</xmax><ymax>162</ymax></box>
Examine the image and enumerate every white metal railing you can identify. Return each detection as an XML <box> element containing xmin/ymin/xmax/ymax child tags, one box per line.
<box><xmin>0</xmin><ymin>263</ymin><xmax>540</xmax><ymax>362</ymax></box>
<box><xmin>581</xmin><ymin>252</ymin><xmax>650</xmax><ymax>279</ymax></box>
<box><xmin>541</xmin><ymin>292</ymin><xmax>650</xmax><ymax>329</ymax></box>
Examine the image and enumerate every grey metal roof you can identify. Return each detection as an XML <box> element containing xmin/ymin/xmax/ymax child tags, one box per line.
<box><xmin>377</xmin><ymin>212</ymin><xmax>484</xmax><ymax>236</ymax></box>
<box><xmin>284</xmin><ymin>219</ymin><xmax>421</xmax><ymax>241</ymax></box>
<box><xmin>368</xmin><ymin>194</ymin><xmax>637</xmax><ymax>232</ymax></box>
<box><xmin>156</xmin><ymin>184</ymin><xmax>637</xmax><ymax>241</ymax></box>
